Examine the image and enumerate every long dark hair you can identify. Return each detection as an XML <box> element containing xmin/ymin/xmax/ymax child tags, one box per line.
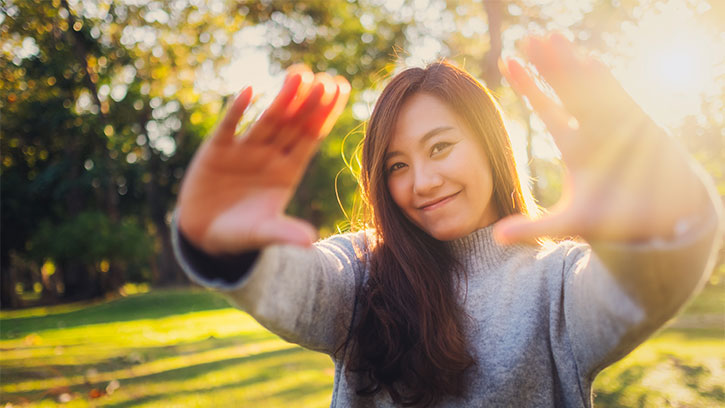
<box><xmin>351</xmin><ymin>61</ymin><xmax>528</xmax><ymax>406</ymax></box>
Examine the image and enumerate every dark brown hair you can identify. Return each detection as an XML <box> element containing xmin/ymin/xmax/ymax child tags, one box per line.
<box><xmin>352</xmin><ymin>61</ymin><xmax>528</xmax><ymax>406</ymax></box>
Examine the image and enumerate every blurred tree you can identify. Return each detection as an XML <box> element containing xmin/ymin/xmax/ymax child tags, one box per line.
<box><xmin>2</xmin><ymin>0</ymin><xmax>722</xmax><ymax>307</ymax></box>
<box><xmin>0</xmin><ymin>0</ymin><xmax>410</xmax><ymax>306</ymax></box>
<box><xmin>1</xmin><ymin>0</ymin><xmax>249</xmax><ymax>302</ymax></box>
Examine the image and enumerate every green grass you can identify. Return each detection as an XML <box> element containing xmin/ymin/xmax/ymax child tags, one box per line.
<box><xmin>1</xmin><ymin>286</ymin><xmax>722</xmax><ymax>407</ymax></box>
<box><xmin>592</xmin><ymin>284</ymin><xmax>725</xmax><ymax>407</ymax></box>
<box><xmin>0</xmin><ymin>290</ymin><xmax>334</xmax><ymax>407</ymax></box>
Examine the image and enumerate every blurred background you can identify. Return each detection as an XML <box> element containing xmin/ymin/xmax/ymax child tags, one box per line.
<box><xmin>1</xmin><ymin>0</ymin><xmax>723</xmax><ymax>406</ymax></box>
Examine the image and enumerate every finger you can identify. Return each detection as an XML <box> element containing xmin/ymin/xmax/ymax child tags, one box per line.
<box><xmin>290</xmin><ymin>72</ymin><xmax>335</xmax><ymax>122</ymax></box>
<box><xmin>302</xmin><ymin>75</ymin><xmax>349</xmax><ymax>139</ymax></box>
<box><xmin>285</xmin><ymin>65</ymin><xmax>317</xmax><ymax>116</ymax></box>
<box><xmin>525</xmin><ymin>34</ymin><xmax>583</xmax><ymax>113</ymax></box>
<box><xmin>285</xmin><ymin>76</ymin><xmax>350</xmax><ymax>162</ymax></box>
<box><xmin>503</xmin><ymin>58</ymin><xmax>577</xmax><ymax>143</ymax></box>
<box><xmin>493</xmin><ymin>212</ymin><xmax>575</xmax><ymax>245</ymax></box>
<box><xmin>318</xmin><ymin>75</ymin><xmax>351</xmax><ymax>137</ymax></box>
<box><xmin>213</xmin><ymin>86</ymin><xmax>253</xmax><ymax>144</ymax></box>
<box><xmin>498</xmin><ymin>57</ymin><xmax>529</xmax><ymax>100</ymax></box>
<box><xmin>272</xmin><ymin>79</ymin><xmax>328</xmax><ymax>148</ymax></box>
<box><xmin>245</xmin><ymin>68</ymin><xmax>313</xmax><ymax>145</ymax></box>
<box><xmin>529</xmin><ymin>34</ymin><xmax>629</xmax><ymax>124</ymax></box>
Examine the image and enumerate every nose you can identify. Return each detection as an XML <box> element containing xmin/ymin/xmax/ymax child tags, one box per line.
<box><xmin>412</xmin><ymin>164</ymin><xmax>443</xmax><ymax>196</ymax></box>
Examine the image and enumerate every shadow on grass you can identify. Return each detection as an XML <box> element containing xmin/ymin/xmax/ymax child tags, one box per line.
<box><xmin>1</xmin><ymin>290</ymin><xmax>232</xmax><ymax>339</ymax></box>
<box><xmin>594</xmin><ymin>351</ymin><xmax>725</xmax><ymax>406</ymax></box>
<box><xmin>106</xmin><ymin>379</ymin><xmax>331</xmax><ymax>408</ymax></box>
<box><xmin>593</xmin><ymin>365</ymin><xmax>646</xmax><ymax>406</ymax></box>
<box><xmin>110</xmin><ymin>346</ymin><xmax>304</xmax><ymax>384</ymax></box>
<box><xmin>668</xmin><ymin>354</ymin><xmax>725</xmax><ymax>401</ymax></box>
<box><xmin>2</xmin><ymin>345</ymin><xmax>308</xmax><ymax>405</ymax></box>
<box><xmin>1</xmin><ymin>331</ymin><xmax>281</xmax><ymax>382</ymax></box>
<box><xmin>100</xmin><ymin>347</ymin><xmax>327</xmax><ymax>408</ymax></box>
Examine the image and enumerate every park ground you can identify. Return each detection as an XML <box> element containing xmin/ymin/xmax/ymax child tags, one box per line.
<box><xmin>1</xmin><ymin>285</ymin><xmax>723</xmax><ymax>407</ymax></box>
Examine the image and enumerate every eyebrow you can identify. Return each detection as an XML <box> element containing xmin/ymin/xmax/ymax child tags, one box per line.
<box><xmin>384</xmin><ymin>126</ymin><xmax>454</xmax><ymax>161</ymax></box>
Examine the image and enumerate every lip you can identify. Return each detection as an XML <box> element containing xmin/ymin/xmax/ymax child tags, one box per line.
<box><xmin>418</xmin><ymin>191</ymin><xmax>461</xmax><ymax>211</ymax></box>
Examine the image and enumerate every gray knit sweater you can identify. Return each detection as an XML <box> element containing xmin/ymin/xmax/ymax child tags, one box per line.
<box><xmin>173</xmin><ymin>186</ymin><xmax>721</xmax><ymax>407</ymax></box>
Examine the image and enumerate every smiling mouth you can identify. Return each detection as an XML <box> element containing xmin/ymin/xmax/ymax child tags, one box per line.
<box><xmin>419</xmin><ymin>191</ymin><xmax>461</xmax><ymax>211</ymax></box>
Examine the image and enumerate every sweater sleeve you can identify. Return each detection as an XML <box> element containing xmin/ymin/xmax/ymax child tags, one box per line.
<box><xmin>171</xmin><ymin>220</ymin><xmax>370</xmax><ymax>356</ymax></box>
<box><xmin>175</xmin><ymin>226</ymin><xmax>259</xmax><ymax>284</ymax></box>
<box><xmin>562</xmin><ymin>164</ymin><xmax>724</xmax><ymax>381</ymax></box>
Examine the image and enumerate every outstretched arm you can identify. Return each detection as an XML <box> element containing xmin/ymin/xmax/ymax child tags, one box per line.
<box><xmin>177</xmin><ymin>65</ymin><xmax>350</xmax><ymax>255</ymax></box>
<box><xmin>173</xmin><ymin>66</ymin><xmax>360</xmax><ymax>355</ymax></box>
<box><xmin>498</xmin><ymin>33</ymin><xmax>723</xmax><ymax>377</ymax></box>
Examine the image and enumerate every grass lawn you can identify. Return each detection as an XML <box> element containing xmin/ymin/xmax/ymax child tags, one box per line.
<box><xmin>1</xmin><ymin>285</ymin><xmax>723</xmax><ymax>407</ymax></box>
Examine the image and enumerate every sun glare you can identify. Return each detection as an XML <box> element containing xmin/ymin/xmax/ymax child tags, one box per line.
<box><xmin>651</xmin><ymin>43</ymin><xmax>704</xmax><ymax>92</ymax></box>
<box><xmin>612</xmin><ymin>1</ymin><xmax>722</xmax><ymax>128</ymax></box>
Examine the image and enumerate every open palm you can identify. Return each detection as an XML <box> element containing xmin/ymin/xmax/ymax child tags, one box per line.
<box><xmin>496</xmin><ymin>33</ymin><xmax>707</xmax><ymax>244</ymax></box>
<box><xmin>177</xmin><ymin>66</ymin><xmax>350</xmax><ymax>254</ymax></box>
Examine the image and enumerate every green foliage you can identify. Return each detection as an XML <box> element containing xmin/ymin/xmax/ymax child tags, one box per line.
<box><xmin>28</xmin><ymin>211</ymin><xmax>152</xmax><ymax>270</ymax></box>
<box><xmin>2</xmin><ymin>0</ymin><xmax>723</xmax><ymax>305</ymax></box>
<box><xmin>0</xmin><ymin>0</ymin><xmax>414</xmax><ymax>303</ymax></box>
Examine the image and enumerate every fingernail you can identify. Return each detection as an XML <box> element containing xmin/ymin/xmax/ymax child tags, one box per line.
<box><xmin>299</xmin><ymin>70</ymin><xmax>315</xmax><ymax>84</ymax></box>
<box><xmin>504</xmin><ymin>58</ymin><xmax>528</xmax><ymax>84</ymax></box>
<box><xmin>316</xmin><ymin>72</ymin><xmax>336</xmax><ymax>94</ymax></box>
<box><xmin>287</xmin><ymin>63</ymin><xmax>310</xmax><ymax>74</ymax></box>
<box><xmin>237</xmin><ymin>86</ymin><xmax>253</xmax><ymax>107</ymax></box>
<box><xmin>284</xmin><ymin>72</ymin><xmax>301</xmax><ymax>89</ymax></box>
<box><xmin>335</xmin><ymin>75</ymin><xmax>351</xmax><ymax>94</ymax></box>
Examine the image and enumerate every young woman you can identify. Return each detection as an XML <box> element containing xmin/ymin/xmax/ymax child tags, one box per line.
<box><xmin>173</xmin><ymin>33</ymin><xmax>721</xmax><ymax>407</ymax></box>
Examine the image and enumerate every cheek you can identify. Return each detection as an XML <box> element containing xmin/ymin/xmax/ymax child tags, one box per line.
<box><xmin>474</xmin><ymin>164</ymin><xmax>495</xmax><ymax>203</ymax></box>
<box><xmin>387</xmin><ymin>177</ymin><xmax>411</xmax><ymax>211</ymax></box>
<box><xmin>462</xmin><ymin>150</ymin><xmax>494</xmax><ymax>199</ymax></box>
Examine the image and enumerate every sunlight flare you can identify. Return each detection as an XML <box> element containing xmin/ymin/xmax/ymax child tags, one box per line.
<box><xmin>614</xmin><ymin>1</ymin><xmax>722</xmax><ymax>127</ymax></box>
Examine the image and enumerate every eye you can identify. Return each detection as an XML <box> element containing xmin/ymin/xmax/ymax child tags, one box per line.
<box><xmin>431</xmin><ymin>141</ymin><xmax>453</xmax><ymax>155</ymax></box>
<box><xmin>388</xmin><ymin>162</ymin><xmax>407</xmax><ymax>173</ymax></box>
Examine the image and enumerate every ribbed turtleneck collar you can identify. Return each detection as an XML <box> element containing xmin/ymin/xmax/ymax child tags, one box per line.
<box><xmin>445</xmin><ymin>224</ymin><xmax>526</xmax><ymax>270</ymax></box>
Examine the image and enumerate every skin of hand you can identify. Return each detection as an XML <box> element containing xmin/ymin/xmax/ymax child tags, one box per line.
<box><xmin>176</xmin><ymin>65</ymin><xmax>350</xmax><ymax>254</ymax></box>
<box><xmin>495</xmin><ymin>33</ymin><xmax>708</xmax><ymax>245</ymax></box>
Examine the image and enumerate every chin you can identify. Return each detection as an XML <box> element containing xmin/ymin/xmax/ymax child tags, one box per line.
<box><xmin>426</xmin><ymin>226</ymin><xmax>469</xmax><ymax>241</ymax></box>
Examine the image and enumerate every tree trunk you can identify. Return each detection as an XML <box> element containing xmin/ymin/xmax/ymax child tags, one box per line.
<box><xmin>61</xmin><ymin>0</ymin><xmax>120</xmax><ymax>223</ymax></box>
<box><xmin>1</xmin><ymin>262</ymin><xmax>21</xmax><ymax>309</ymax></box>
<box><xmin>146</xmin><ymin>152</ymin><xmax>186</xmax><ymax>286</ymax></box>
<box><xmin>60</xmin><ymin>0</ymin><xmax>126</xmax><ymax>296</ymax></box>
<box><xmin>482</xmin><ymin>0</ymin><xmax>504</xmax><ymax>87</ymax></box>
<box><xmin>61</xmin><ymin>261</ymin><xmax>101</xmax><ymax>301</ymax></box>
<box><xmin>154</xmin><ymin>220</ymin><xmax>186</xmax><ymax>286</ymax></box>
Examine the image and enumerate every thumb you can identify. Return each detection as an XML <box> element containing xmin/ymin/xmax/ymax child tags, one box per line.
<box><xmin>493</xmin><ymin>212</ymin><xmax>574</xmax><ymax>245</ymax></box>
<box><xmin>256</xmin><ymin>216</ymin><xmax>318</xmax><ymax>248</ymax></box>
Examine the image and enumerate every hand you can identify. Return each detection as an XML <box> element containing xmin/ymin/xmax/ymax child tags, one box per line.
<box><xmin>177</xmin><ymin>65</ymin><xmax>350</xmax><ymax>254</ymax></box>
<box><xmin>495</xmin><ymin>33</ymin><xmax>707</xmax><ymax>244</ymax></box>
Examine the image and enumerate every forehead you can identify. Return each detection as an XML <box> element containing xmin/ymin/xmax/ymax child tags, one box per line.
<box><xmin>389</xmin><ymin>93</ymin><xmax>461</xmax><ymax>150</ymax></box>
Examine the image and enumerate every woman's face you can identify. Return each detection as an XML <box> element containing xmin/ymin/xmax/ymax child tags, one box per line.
<box><xmin>385</xmin><ymin>93</ymin><xmax>499</xmax><ymax>241</ymax></box>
